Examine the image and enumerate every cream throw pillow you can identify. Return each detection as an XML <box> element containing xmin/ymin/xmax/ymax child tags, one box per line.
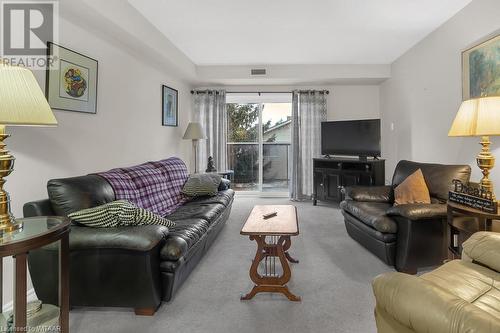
<box><xmin>394</xmin><ymin>169</ymin><xmax>431</xmax><ymax>205</ymax></box>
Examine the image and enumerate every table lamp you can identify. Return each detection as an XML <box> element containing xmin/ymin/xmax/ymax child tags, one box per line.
<box><xmin>182</xmin><ymin>122</ymin><xmax>206</xmax><ymax>173</ymax></box>
<box><xmin>448</xmin><ymin>96</ymin><xmax>500</xmax><ymax>198</ymax></box>
<box><xmin>0</xmin><ymin>64</ymin><xmax>58</xmax><ymax>234</ymax></box>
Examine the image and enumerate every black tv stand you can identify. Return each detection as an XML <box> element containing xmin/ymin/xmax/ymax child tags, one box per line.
<box><xmin>312</xmin><ymin>157</ymin><xmax>385</xmax><ymax>205</ymax></box>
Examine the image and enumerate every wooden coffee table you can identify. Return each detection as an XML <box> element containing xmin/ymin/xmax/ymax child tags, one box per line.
<box><xmin>240</xmin><ymin>205</ymin><xmax>301</xmax><ymax>301</ymax></box>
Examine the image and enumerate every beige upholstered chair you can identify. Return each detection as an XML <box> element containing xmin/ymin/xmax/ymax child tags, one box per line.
<box><xmin>372</xmin><ymin>232</ymin><xmax>500</xmax><ymax>333</ymax></box>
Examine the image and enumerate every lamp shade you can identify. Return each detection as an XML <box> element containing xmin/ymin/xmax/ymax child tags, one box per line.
<box><xmin>0</xmin><ymin>64</ymin><xmax>57</xmax><ymax>126</ymax></box>
<box><xmin>448</xmin><ymin>96</ymin><xmax>500</xmax><ymax>137</ymax></box>
<box><xmin>183</xmin><ymin>122</ymin><xmax>206</xmax><ymax>140</ymax></box>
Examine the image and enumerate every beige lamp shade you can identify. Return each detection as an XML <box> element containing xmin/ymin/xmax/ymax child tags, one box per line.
<box><xmin>448</xmin><ymin>96</ymin><xmax>500</xmax><ymax>137</ymax></box>
<box><xmin>0</xmin><ymin>64</ymin><xmax>57</xmax><ymax>126</ymax></box>
<box><xmin>183</xmin><ymin>122</ymin><xmax>206</xmax><ymax>140</ymax></box>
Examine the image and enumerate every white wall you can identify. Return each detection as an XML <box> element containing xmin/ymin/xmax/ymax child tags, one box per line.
<box><xmin>202</xmin><ymin>84</ymin><xmax>380</xmax><ymax>121</ymax></box>
<box><xmin>196</xmin><ymin>64</ymin><xmax>390</xmax><ymax>86</ymax></box>
<box><xmin>3</xmin><ymin>16</ymin><xmax>193</xmax><ymax>308</ymax></box>
<box><xmin>328</xmin><ymin>86</ymin><xmax>380</xmax><ymax>121</ymax></box>
<box><xmin>380</xmin><ymin>0</ymin><xmax>500</xmax><ymax>183</ymax></box>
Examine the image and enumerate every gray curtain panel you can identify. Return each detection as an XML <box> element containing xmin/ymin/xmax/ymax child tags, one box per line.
<box><xmin>290</xmin><ymin>91</ymin><xmax>327</xmax><ymax>200</ymax></box>
<box><xmin>193</xmin><ymin>90</ymin><xmax>227</xmax><ymax>172</ymax></box>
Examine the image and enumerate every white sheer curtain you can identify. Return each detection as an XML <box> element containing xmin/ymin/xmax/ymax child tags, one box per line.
<box><xmin>290</xmin><ymin>91</ymin><xmax>328</xmax><ymax>200</ymax></box>
<box><xmin>193</xmin><ymin>90</ymin><xmax>227</xmax><ymax>172</ymax></box>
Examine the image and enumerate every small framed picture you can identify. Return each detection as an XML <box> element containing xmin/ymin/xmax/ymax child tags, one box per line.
<box><xmin>46</xmin><ymin>42</ymin><xmax>98</xmax><ymax>114</ymax></box>
<box><xmin>162</xmin><ymin>85</ymin><xmax>178</xmax><ymax>126</ymax></box>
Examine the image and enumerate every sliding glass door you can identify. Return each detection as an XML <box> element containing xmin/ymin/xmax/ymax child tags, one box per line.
<box><xmin>227</xmin><ymin>103</ymin><xmax>260</xmax><ymax>191</ymax></box>
<box><xmin>226</xmin><ymin>93</ymin><xmax>292</xmax><ymax>194</ymax></box>
<box><xmin>262</xmin><ymin>103</ymin><xmax>291</xmax><ymax>192</ymax></box>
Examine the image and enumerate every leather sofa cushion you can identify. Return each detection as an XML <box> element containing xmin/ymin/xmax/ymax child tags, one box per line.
<box><xmin>47</xmin><ymin>175</ymin><xmax>116</xmax><ymax>216</ymax></box>
<box><xmin>386</xmin><ymin>203</ymin><xmax>447</xmax><ymax>221</ymax></box>
<box><xmin>42</xmin><ymin>224</ymin><xmax>168</xmax><ymax>252</ymax></box>
<box><xmin>343</xmin><ymin>211</ymin><xmax>397</xmax><ymax>243</ymax></box>
<box><xmin>421</xmin><ymin>260</ymin><xmax>500</xmax><ymax>319</ymax></box>
<box><xmin>344</xmin><ymin>186</ymin><xmax>393</xmax><ymax>203</ymax></box>
<box><xmin>462</xmin><ymin>232</ymin><xmax>500</xmax><ymax>273</ymax></box>
<box><xmin>184</xmin><ymin>189</ymin><xmax>234</xmax><ymax>207</ymax></box>
<box><xmin>392</xmin><ymin>160</ymin><xmax>471</xmax><ymax>201</ymax></box>
<box><xmin>166</xmin><ymin>203</ymin><xmax>226</xmax><ymax>224</ymax></box>
<box><xmin>160</xmin><ymin>219</ymin><xmax>210</xmax><ymax>261</ymax></box>
<box><xmin>372</xmin><ymin>266</ymin><xmax>500</xmax><ymax>333</ymax></box>
<box><xmin>340</xmin><ymin>200</ymin><xmax>397</xmax><ymax>233</ymax></box>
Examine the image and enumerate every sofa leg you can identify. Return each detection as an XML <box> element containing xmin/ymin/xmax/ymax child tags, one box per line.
<box><xmin>134</xmin><ymin>307</ymin><xmax>158</xmax><ymax>316</ymax></box>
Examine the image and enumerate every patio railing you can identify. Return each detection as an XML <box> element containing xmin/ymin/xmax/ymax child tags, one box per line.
<box><xmin>227</xmin><ymin>143</ymin><xmax>290</xmax><ymax>192</ymax></box>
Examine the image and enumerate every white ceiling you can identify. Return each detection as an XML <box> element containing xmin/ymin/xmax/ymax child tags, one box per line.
<box><xmin>128</xmin><ymin>0</ymin><xmax>472</xmax><ymax>66</ymax></box>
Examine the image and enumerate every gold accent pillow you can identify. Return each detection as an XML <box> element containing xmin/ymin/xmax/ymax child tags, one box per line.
<box><xmin>394</xmin><ymin>169</ymin><xmax>431</xmax><ymax>205</ymax></box>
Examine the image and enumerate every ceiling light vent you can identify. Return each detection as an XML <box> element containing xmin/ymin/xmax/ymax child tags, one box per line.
<box><xmin>251</xmin><ymin>68</ymin><xmax>267</xmax><ymax>76</ymax></box>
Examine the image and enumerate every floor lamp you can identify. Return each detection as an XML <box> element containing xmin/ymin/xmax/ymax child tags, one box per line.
<box><xmin>0</xmin><ymin>64</ymin><xmax>58</xmax><ymax>234</ymax></box>
<box><xmin>183</xmin><ymin>122</ymin><xmax>206</xmax><ymax>173</ymax></box>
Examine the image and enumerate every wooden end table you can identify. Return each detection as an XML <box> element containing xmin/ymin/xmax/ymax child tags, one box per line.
<box><xmin>0</xmin><ymin>216</ymin><xmax>70</xmax><ymax>333</ymax></box>
<box><xmin>240</xmin><ymin>205</ymin><xmax>301</xmax><ymax>302</ymax></box>
<box><xmin>447</xmin><ymin>201</ymin><xmax>500</xmax><ymax>259</ymax></box>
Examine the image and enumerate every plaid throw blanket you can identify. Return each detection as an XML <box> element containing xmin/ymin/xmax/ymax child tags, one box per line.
<box><xmin>98</xmin><ymin>157</ymin><xmax>189</xmax><ymax>217</ymax></box>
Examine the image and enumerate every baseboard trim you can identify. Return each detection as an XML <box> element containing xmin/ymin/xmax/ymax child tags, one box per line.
<box><xmin>2</xmin><ymin>288</ymin><xmax>38</xmax><ymax>313</ymax></box>
<box><xmin>235</xmin><ymin>192</ymin><xmax>290</xmax><ymax>198</ymax></box>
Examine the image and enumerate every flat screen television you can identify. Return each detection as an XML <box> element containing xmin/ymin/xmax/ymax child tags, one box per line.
<box><xmin>321</xmin><ymin>119</ymin><xmax>381</xmax><ymax>158</ymax></box>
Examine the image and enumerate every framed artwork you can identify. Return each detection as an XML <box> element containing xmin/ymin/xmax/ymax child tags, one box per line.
<box><xmin>462</xmin><ymin>32</ymin><xmax>500</xmax><ymax>100</ymax></box>
<box><xmin>46</xmin><ymin>42</ymin><xmax>98</xmax><ymax>113</ymax></box>
<box><xmin>162</xmin><ymin>85</ymin><xmax>178</xmax><ymax>126</ymax></box>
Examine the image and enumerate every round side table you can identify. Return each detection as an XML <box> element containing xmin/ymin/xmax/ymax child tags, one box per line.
<box><xmin>447</xmin><ymin>201</ymin><xmax>500</xmax><ymax>259</ymax></box>
<box><xmin>0</xmin><ymin>216</ymin><xmax>70</xmax><ymax>333</ymax></box>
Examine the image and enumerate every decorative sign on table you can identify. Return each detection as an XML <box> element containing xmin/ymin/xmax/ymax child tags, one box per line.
<box><xmin>449</xmin><ymin>179</ymin><xmax>497</xmax><ymax>213</ymax></box>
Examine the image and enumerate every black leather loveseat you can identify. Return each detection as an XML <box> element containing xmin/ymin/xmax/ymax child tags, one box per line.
<box><xmin>340</xmin><ymin>160</ymin><xmax>470</xmax><ymax>274</ymax></box>
<box><xmin>24</xmin><ymin>163</ymin><xmax>234</xmax><ymax>315</ymax></box>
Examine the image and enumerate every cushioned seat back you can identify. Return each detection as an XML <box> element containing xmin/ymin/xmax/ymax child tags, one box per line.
<box><xmin>48</xmin><ymin>175</ymin><xmax>116</xmax><ymax>216</ymax></box>
<box><xmin>48</xmin><ymin>157</ymin><xmax>189</xmax><ymax>218</ymax></box>
<box><xmin>98</xmin><ymin>157</ymin><xmax>189</xmax><ymax>217</ymax></box>
<box><xmin>392</xmin><ymin>160</ymin><xmax>471</xmax><ymax>202</ymax></box>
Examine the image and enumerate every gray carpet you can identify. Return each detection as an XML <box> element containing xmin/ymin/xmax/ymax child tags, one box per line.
<box><xmin>69</xmin><ymin>197</ymin><xmax>393</xmax><ymax>333</ymax></box>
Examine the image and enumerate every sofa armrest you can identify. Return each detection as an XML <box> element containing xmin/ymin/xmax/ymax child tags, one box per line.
<box><xmin>462</xmin><ymin>232</ymin><xmax>500</xmax><ymax>272</ymax></box>
<box><xmin>23</xmin><ymin>199</ymin><xmax>55</xmax><ymax>217</ymax></box>
<box><xmin>29</xmin><ymin>225</ymin><xmax>166</xmax><ymax>310</ymax></box>
<box><xmin>386</xmin><ymin>203</ymin><xmax>447</xmax><ymax>221</ymax></box>
<box><xmin>219</xmin><ymin>178</ymin><xmax>231</xmax><ymax>191</ymax></box>
<box><xmin>343</xmin><ymin>185</ymin><xmax>393</xmax><ymax>203</ymax></box>
<box><xmin>42</xmin><ymin>224</ymin><xmax>169</xmax><ymax>252</ymax></box>
<box><xmin>373</xmin><ymin>272</ymin><xmax>500</xmax><ymax>333</ymax></box>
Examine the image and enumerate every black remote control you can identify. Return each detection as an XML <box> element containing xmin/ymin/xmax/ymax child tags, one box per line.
<box><xmin>263</xmin><ymin>212</ymin><xmax>278</xmax><ymax>219</ymax></box>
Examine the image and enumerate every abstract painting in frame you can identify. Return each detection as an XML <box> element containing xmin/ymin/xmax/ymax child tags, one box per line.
<box><xmin>462</xmin><ymin>33</ymin><xmax>500</xmax><ymax>100</ymax></box>
<box><xmin>162</xmin><ymin>85</ymin><xmax>178</xmax><ymax>127</ymax></box>
<box><xmin>46</xmin><ymin>42</ymin><xmax>98</xmax><ymax>113</ymax></box>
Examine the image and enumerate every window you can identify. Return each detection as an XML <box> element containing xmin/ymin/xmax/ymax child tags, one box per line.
<box><xmin>226</xmin><ymin>93</ymin><xmax>292</xmax><ymax>194</ymax></box>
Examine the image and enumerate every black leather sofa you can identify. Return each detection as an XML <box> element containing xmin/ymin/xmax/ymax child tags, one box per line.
<box><xmin>340</xmin><ymin>160</ymin><xmax>470</xmax><ymax>274</ymax></box>
<box><xmin>24</xmin><ymin>173</ymin><xmax>234</xmax><ymax>315</ymax></box>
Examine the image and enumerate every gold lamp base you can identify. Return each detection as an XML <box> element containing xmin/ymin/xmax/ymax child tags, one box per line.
<box><xmin>0</xmin><ymin>125</ymin><xmax>21</xmax><ymax>235</ymax></box>
<box><xmin>476</xmin><ymin>135</ymin><xmax>496</xmax><ymax>199</ymax></box>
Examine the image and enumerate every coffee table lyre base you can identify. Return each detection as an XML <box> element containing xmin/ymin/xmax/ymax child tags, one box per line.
<box><xmin>240</xmin><ymin>205</ymin><xmax>300</xmax><ymax>302</ymax></box>
<box><xmin>240</xmin><ymin>235</ymin><xmax>300</xmax><ymax>301</ymax></box>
